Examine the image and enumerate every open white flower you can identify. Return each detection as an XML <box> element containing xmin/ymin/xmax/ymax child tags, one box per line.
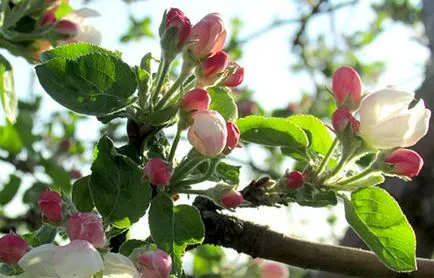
<box><xmin>103</xmin><ymin>253</ymin><xmax>140</xmax><ymax>278</ymax></box>
<box><xmin>359</xmin><ymin>87</ymin><xmax>431</xmax><ymax>149</ymax></box>
<box><xmin>54</xmin><ymin>240</ymin><xmax>104</xmax><ymax>278</ymax></box>
<box><xmin>61</xmin><ymin>8</ymin><xmax>102</xmax><ymax>45</ymax></box>
<box><xmin>18</xmin><ymin>244</ymin><xmax>57</xmax><ymax>277</ymax></box>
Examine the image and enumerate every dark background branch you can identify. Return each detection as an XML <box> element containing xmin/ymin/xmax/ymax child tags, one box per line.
<box><xmin>193</xmin><ymin>196</ymin><xmax>434</xmax><ymax>278</ymax></box>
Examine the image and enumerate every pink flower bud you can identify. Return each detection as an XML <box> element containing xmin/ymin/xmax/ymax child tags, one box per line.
<box><xmin>237</xmin><ymin>100</ymin><xmax>257</xmax><ymax>117</ymax></box>
<box><xmin>332</xmin><ymin>107</ymin><xmax>360</xmax><ymax>135</ymax></box>
<box><xmin>220</xmin><ymin>189</ymin><xmax>243</xmax><ymax>209</ymax></box>
<box><xmin>201</xmin><ymin>51</ymin><xmax>229</xmax><ymax>77</ymax></box>
<box><xmin>67</xmin><ymin>212</ymin><xmax>106</xmax><ymax>249</ymax></box>
<box><xmin>55</xmin><ymin>20</ymin><xmax>78</xmax><ymax>38</ymax></box>
<box><xmin>164</xmin><ymin>8</ymin><xmax>192</xmax><ymax>46</ymax></box>
<box><xmin>180</xmin><ymin>88</ymin><xmax>211</xmax><ymax>112</ymax></box>
<box><xmin>225</xmin><ymin>122</ymin><xmax>240</xmax><ymax>150</ymax></box>
<box><xmin>384</xmin><ymin>149</ymin><xmax>424</xmax><ymax>178</ymax></box>
<box><xmin>332</xmin><ymin>66</ymin><xmax>362</xmax><ymax>111</ymax></box>
<box><xmin>41</xmin><ymin>12</ymin><xmax>56</xmax><ymax>26</ymax></box>
<box><xmin>286</xmin><ymin>171</ymin><xmax>304</xmax><ymax>189</ymax></box>
<box><xmin>144</xmin><ymin>158</ymin><xmax>172</xmax><ymax>186</ymax></box>
<box><xmin>137</xmin><ymin>249</ymin><xmax>172</xmax><ymax>278</ymax></box>
<box><xmin>224</xmin><ymin>63</ymin><xmax>244</xmax><ymax>87</ymax></box>
<box><xmin>259</xmin><ymin>261</ymin><xmax>289</xmax><ymax>278</ymax></box>
<box><xmin>38</xmin><ymin>191</ymin><xmax>63</xmax><ymax>222</ymax></box>
<box><xmin>188</xmin><ymin>110</ymin><xmax>228</xmax><ymax>157</ymax></box>
<box><xmin>0</xmin><ymin>234</ymin><xmax>29</xmax><ymax>264</ymax></box>
<box><xmin>189</xmin><ymin>13</ymin><xmax>226</xmax><ymax>59</ymax></box>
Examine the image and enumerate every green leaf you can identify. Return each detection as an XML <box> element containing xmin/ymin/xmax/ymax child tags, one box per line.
<box><xmin>89</xmin><ymin>136</ymin><xmax>152</xmax><ymax>228</ymax></box>
<box><xmin>149</xmin><ymin>194</ymin><xmax>205</xmax><ymax>274</ymax></box>
<box><xmin>0</xmin><ymin>123</ymin><xmax>23</xmax><ymax>155</ymax></box>
<box><xmin>40</xmin><ymin>158</ymin><xmax>71</xmax><ymax>194</ymax></box>
<box><xmin>149</xmin><ymin>104</ymin><xmax>179</xmax><ymax>126</ymax></box>
<box><xmin>0</xmin><ymin>175</ymin><xmax>20</xmax><ymax>205</ymax></box>
<box><xmin>119</xmin><ymin>239</ymin><xmax>147</xmax><ymax>257</ymax></box>
<box><xmin>0</xmin><ymin>55</ymin><xmax>17</xmax><ymax>123</ymax></box>
<box><xmin>54</xmin><ymin>0</ymin><xmax>74</xmax><ymax>19</ymax></box>
<box><xmin>72</xmin><ymin>176</ymin><xmax>94</xmax><ymax>212</ymax></box>
<box><xmin>236</xmin><ymin>115</ymin><xmax>308</xmax><ymax>148</ymax></box>
<box><xmin>287</xmin><ymin>114</ymin><xmax>333</xmax><ymax>155</ymax></box>
<box><xmin>208</xmin><ymin>87</ymin><xmax>238</xmax><ymax>121</ymax></box>
<box><xmin>344</xmin><ymin>187</ymin><xmax>416</xmax><ymax>272</ymax></box>
<box><xmin>35</xmin><ymin>53</ymin><xmax>137</xmax><ymax>116</ymax></box>
<box><xmin>40</xmin><ymin>42</ymin><xmax>120</xmax><ymax>62</ymax></box>
<box><xmin>286</xmin><ymin>183</ymin><xmax>337</xmax><ymax>207</ymax></box>
<box><xmin>22</xmin><ymin>224</ymin><xmax>57</xmax><ymax>247</ymax></box>
<box><xmin>194</xmin><ymin>161</ymin><xmax>240</xmax><ymax>184</ymax></box>
<box><xmin>193</xmin><ymin>245</ymin><xmax>225</xmax><ymax>277</ymax></box>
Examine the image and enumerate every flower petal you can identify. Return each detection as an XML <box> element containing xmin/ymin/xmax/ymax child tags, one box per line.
<box><xmin>18</xmin><ymin>244</ymin><xmax>57</xmax><ymax>277</ymax></box>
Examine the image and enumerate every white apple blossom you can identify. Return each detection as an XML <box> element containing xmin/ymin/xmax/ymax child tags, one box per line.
<box><xmin>53</xmin><ymin>240</ymin><xmax>104</xmax><ymax>278</ymax></box>
<box><xmin>18</xmin><ymin>244</ymin><xmax>57</xmax><ymax>277</ymax></box>
<box><xmin>102</xmin><ymin>253</ymin><xmax>140</xmax><ymax>278</ymax></box>
<box><xmin>359</xmin><ymin>87</ymin><xmax>431</xmax><ymax>149</ymax></box>
<box><xmin>61</xmin><ymin>8</ymin><xmax>102</xmax><ymax>45</ymax></box>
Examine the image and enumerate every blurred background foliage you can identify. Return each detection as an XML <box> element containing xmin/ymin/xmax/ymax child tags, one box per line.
<box><xmin>0</xmin><ymin>0</ymin><xmax>431</xmax><ymax>277</ymax></box>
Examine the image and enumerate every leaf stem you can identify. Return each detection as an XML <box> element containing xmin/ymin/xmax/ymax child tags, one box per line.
<box><xmin>316</xmin><ymin>138</ymin><xmax>338</xmax><ymax>176</ymax></box>
<box><xmin>329</xmin><ymin>164</ymin><xmax>376</xmax><ymax>187</ymax></box>
<box><xmin>174</xmin><ymin>158</ymin><xmax>220</xmax><ymax>189</ymax></box>
<box><xmin>168</xmin><ymin>128</ymin><xmax>182</xmax><ymax>164</ymax></box>
<box><xmin>151</xmin><ymin>57</ymin><xmax>171</xmax><ymax>104</ymax></box>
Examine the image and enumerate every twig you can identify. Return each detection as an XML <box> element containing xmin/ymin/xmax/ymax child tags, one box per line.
<box><xmin>193</xmin><ymin>196</ymin><xmax>434</xmax><ymax>277</ymax></box>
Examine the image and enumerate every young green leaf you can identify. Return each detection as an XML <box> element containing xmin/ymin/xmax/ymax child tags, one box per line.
<box><xmin>287</xmin><ymin>114</ymin><xmax>333</xmax><ymax>155</ymax></box>
<box><xmin>193</xmin><ymin>161</ymin><xmax>241</xmax><ymax>184</ymax></box>
<box><xmin>149</xmin><ymin>194</ymin><xmax>205</xmax><ymax>275</ymax></box>
<box><xmin>40</xmin><ymin>42</ymin><xmax>120</xmax><ymax>62</ymax></box>
<box><xmin>236</xmin><ymin>115</ymin><xmax>308</xmax><ymax>148</ymax></box>
<box><xmin>72</xmin><ymin>176</ymin><xmax>94</xmax><ymax>212</ymax></box>
<box><xmin>344</xmin><ymin>187</ymin><xmax>416</xmax><ymax>272</ymax></box>
<box><xmin>35</xmin><ymin>53</ymin><xmax>137</xmax><ymax>116</ymax></box>
<box><xmin>89</xmin><ymin>136</ymin><xmax>152</xmax><ymax>228</ymax></box>
<box><xmin>0</xmin><ymin>55</ymin><xmax>17</xmax><ymax>124</ymax></box>
<box><xmin>0</xmin><ymin>123</ymin><xmax>23</xmax><ymax>155</ymax></box>
<box><xmin>0</xmin><ymin>175</ymin><xmax>20</xmax><ymax>205</ymax></box>
<box><xmin>208</xmin><ymin>87</ymin><xmax>238</xmax><ymax>121</ymax></box>
<box><xmin>119</xmin><ymin>239</ymin><xmax>147</xmax><ymax>257</ymax></box>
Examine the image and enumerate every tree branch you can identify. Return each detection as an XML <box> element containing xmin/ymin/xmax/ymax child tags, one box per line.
<box><xmin>193</xmin><ymin>196</ymin><xmax>434</xmax><ymax>277</ymax></box>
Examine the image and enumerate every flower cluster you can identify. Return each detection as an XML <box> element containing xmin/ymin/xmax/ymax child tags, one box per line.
<box><xmin>0</xmin><ymin>190</ymin><xmax>172</xmax><ymax>278</ymax></box>
<box><xmin>141</xmin><ymin>8</ymin><xmax>245</xmax><ymax>208</ymax></box>
<box><xmin>1</xmin><ymin>0</ymin><xmax>100</xmax><ymax>63</ymax></box>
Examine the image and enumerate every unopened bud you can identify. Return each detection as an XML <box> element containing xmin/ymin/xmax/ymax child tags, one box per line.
<box><xmin>286</xmin><ymin>171</ymin><xmax>304</xmax><ymax>189</ymax></box>
<box><xmin>180</xmin><ymin>88</ymin><xmax>211</xmax><ymax>113</ymax></box>
<box><xmin>38</xmin><ymin>191</ymin><xmax>63</xmax><ymax>222</ymax></box>
<box><xmin>188</xmin><ymin>13</ymin><xmax>226</xmax><ymax>59</ymax></box>
<box><xmin>332</xmin><ymin>107</ymin><xmax>360</xmax><ymax>135</ymax></box>
<box><xmin>0</xmin><ymin>234</ymin><xmax>29</xmax><ymax>264</ymax></box>
<box><xmin>223</xmin><ymin>62</ymin><xmax>244</xmax><ymax>87</ymax></box>
<box><xmin>384</xmin><ymin>149</ymin><xmax>423</xmax><ymax>178</ymax></box>
<box><xmin>67</xmin><ymin>212</ymin><xmax>106</xmax><ymax>249</ymax></box>
<box><xmin>137</xmin><ymin>249</ymin><xmax>172</xmax><ymax>278</ymax></box>
<box><xmin>201</xmin><ymin>51</ymin><xmax>229</xmax><ymax>77</ymax></box>
<box><xmin>225</xmin><ymin>122</ymin><xmax>240</xmax><ymax>151</ymax></box>
<box><xmin>144</xmin><ymin>157</ymin><xmax>172</xmax><ymax>186</ymax></box>
<box><xmin>220</xmin><ymin>189</ymin><xmax>244</xmax><ymax>209</ymax></box>
<box><xmin>55</xmin><ymin>20</ymin><xmax>78</xmax><ymax>38</ymax></box>
<box><xmin>188</xmin><ymin>110</ymin><xmax>227</xmax><ymax>157</ymax></box>
<box><xmin>160</xmin><ymin>8</ymin><xmax>192</xmax><ymax>61</ymax></box>
<box><xmin>331</xmin><ymin>66</ymin><xmax>362</xmax><ymax>111</ymax></box>
<box><xmin>41</xmin><ymin>12</ymin><xmax>56</xmax><ymax>26</ymax></box>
